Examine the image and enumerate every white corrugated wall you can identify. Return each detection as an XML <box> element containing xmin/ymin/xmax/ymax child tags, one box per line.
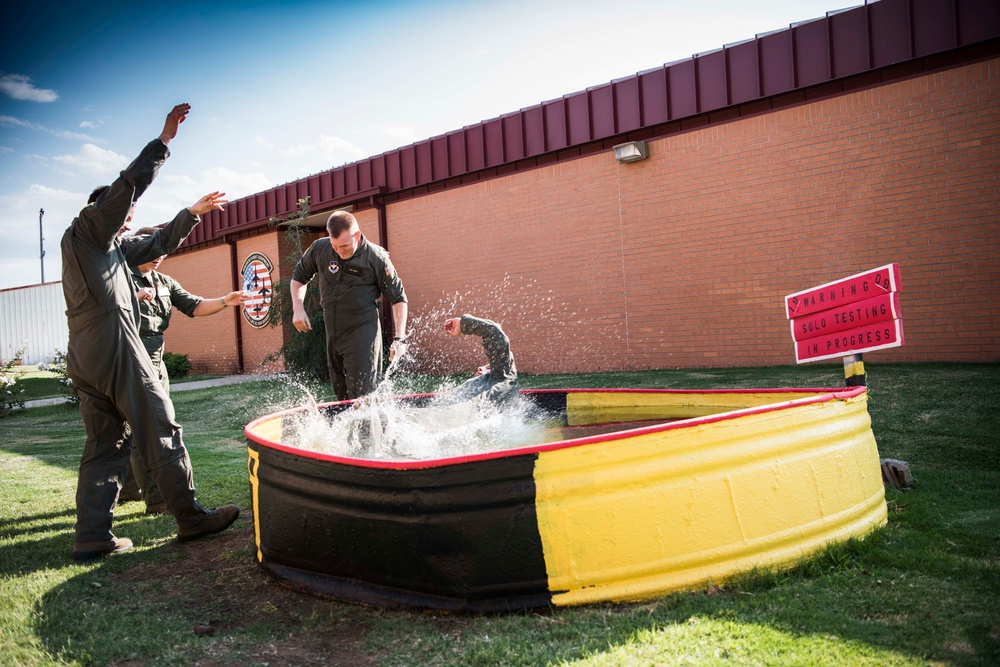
<box><xmin>0</xmin><ymin>282</ymin><xmax>68</xmax><ymax>365</ymax></box>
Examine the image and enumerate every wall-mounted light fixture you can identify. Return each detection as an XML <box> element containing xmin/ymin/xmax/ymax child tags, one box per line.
<box><xmin>612</xmin><ymin>140</ymin><xmax>648</xmax><ymax>163</ymax></box>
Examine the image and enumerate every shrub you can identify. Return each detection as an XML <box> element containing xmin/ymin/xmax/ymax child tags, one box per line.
<box><xmin>163</xmin><ymin>352</ymin><xmax>192</xmax><ymax>380</ymax></box>
<box><xmin>0</xmin><ymin>348</ymin><xmax>26</xmax><ymax>418</ymax></box>
<box><xmin>50</xmin><ymin>349</ymin><xmax>80</xmax><ymax>405</ymax></box>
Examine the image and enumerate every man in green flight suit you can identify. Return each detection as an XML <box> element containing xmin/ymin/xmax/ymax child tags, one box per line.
<box><xmin>289</xmin><ymin>211</ymin><xmax>408</xmax><ymax>401</ymax></box>
<box><xmin>442</xmin><ymin>314</ymin><xmax>519</xmax><ymax>407</ymax></box>
<box><xmin>120</xmin><ymin>229</ymin><xmax>248</xmax><ymax>513</ymax></box>
<box><xmin>61</xmin><ymin>103</ymin><xmax>239</xmax><ymax>561</ymax></box>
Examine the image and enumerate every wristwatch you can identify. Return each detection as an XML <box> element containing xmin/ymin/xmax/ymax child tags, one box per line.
<box><xmin>393</xmin><ymin>336</ymin><xmax>407</xmax><ymax>343</ymax></box>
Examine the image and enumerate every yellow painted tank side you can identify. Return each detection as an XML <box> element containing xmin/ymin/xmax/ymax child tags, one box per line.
<box><xmin>534</xmin><ymin>391</ymin><xmax>887</xmax><ymax>606</ymax></box>
<box><xmin>564</xmin><ymin>390</ymin><xmax>819</xmax><ymax>426</ymax></box>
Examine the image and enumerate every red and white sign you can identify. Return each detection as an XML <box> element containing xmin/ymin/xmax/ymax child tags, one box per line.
<box><xmin>785</xmin><ymin>263</ymin><xmax>901</xmax><ymax>319</ymax></box>
<box><xmin>785</xmin><ymin>263</ymin><xmax>904</xmax><ymax>363</ymax></box>
<box><xmin>791</xmin><ymin>292</ymin><xmax>902</xmax><ymax>342</ymax></box>
<box><xmin>795</xmin><ymin>319</ymin><xmax>905</xmax><ymax>363</ymax></box>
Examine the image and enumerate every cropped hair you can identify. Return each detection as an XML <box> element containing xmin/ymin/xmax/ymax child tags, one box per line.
<box><xmin>326</xmin><ymin>210</ymin><xmax>358</xmax><ymax>238</ymax></box>
<box><xmin>87</xmin><ymin>186</ymin><xmax>111</xmax><ymax>205</ymax></box>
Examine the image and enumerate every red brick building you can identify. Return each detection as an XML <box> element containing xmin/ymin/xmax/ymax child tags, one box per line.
<box><xmin>159</xmin><ymin>0</ymin><xmax>1000</xmax><ymax>376</ymax></box>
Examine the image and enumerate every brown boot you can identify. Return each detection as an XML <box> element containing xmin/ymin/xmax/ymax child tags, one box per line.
<box><xmin>177</xmin><ymin>505</ymin><xmax>240</xmax><ymax>543</ymax></box>
<box><xmin>145</xmin><ymin>503</ymin><xmax>168</xmax><ymax>515</ymax></box>
<box><xmin>72</xmin><ymin>536</ymin><xmax>133</xmax><ymax>561</ymax></box>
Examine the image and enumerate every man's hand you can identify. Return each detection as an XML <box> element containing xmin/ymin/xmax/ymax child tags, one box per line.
<box><xmin>136</xmin><ymin>287</ymin><xmax>155</xmax><ymax>303</ymax></box>
<box><xmin>188</xmin><ymin>192</ymin><xmax>228</xmax><ymax>216</ymax></box>
<box><xmin>444</xmin><ymin>318</ymin><xmax>462</xmax><ymax>336</ymax></box>
<box><xmin>159</xmin><ymin>103</ymin><xmax>191</xmax><ymax>145</ymax></box>
<box><xmin>222</xmin><ymin>291</ymin><xmax>249</xmax><ymax>308</ymax></box>
<box><xmin>292</xmin><ymin>305</ymin><xmax>313</xmax><ymax>332</ymax></box>
<box><xmin>389</xmin><ymin>340</ymin><xmax>408</xmax><ymax>362</ymax></box>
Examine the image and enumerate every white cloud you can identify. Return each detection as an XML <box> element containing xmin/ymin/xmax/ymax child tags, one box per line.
<box><xmin>0</xmin><ymin>184</ymin><xmax>86</xmax><ymax>289</ymax></box>
<box><xmin>51</xmin><ymin>144</ymin><xmax>129</xmax><ymax>178</ymax></box>
<box><xmin>0</xmin><ymin>115</ymin><xmax>97</xmax><ymax>142</ymax></box>
<box><xmin>0</xmin><ymin>73</ymin><xmax>58</xmax><ymax>103</ymax></box>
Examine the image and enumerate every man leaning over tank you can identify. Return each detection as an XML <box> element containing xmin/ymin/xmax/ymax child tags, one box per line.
<box><xmin>289</xmin><ymin>211</ymin><xmax>408</xmax><ymax>401</ymax></box>
<box><xmin>61</xmin><ymin>103</ymin><xmax>239</xmax><ymax>561</ymax></box>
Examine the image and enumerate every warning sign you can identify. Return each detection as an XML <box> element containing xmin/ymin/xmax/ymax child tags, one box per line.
<box><xmin>785</xmin><ymin>264</ymin><xmax>904</xmax><ymax>363</ymax></box>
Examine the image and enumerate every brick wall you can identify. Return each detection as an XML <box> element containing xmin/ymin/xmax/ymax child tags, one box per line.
<box><xmin>388</xmin><ymin>58</ymin><xmax>999</xmax><ymax>374</ymax></box>
<box><xmin>165</xmin><ymin>57</ymin><xmax>999</xmax><ymax>375</ymax></box>
<box><xmin>158</xmin><ymin>244</ymin><xmax>243</xmax><ymax>375</ymax></box>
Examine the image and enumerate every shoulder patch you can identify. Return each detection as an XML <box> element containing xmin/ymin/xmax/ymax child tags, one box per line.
<box><xmin>384</xmin><ymin>259</ymin><xmax>396</xmax><ymax>278</ymax></box>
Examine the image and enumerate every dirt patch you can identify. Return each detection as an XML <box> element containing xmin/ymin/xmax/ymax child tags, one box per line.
<box><xmin>109</xmin><ymin>517</ymin><xmax>384</xmax><ymax>666</ymax></box>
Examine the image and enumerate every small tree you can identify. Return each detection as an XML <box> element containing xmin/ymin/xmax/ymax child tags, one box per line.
<box><xmin>0</xmin><ymin>348</ymin><xmax>26</xmax><ymax>418</ymax></box>
<box><xmin>267</xmin><ymin>197</ymin><xmax>328</xmax><ymax>382</ymax></box>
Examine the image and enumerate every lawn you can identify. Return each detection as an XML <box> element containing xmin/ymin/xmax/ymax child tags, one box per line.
<box><xmin>0</xmin><ymin>362</ymin><xmax>997</xmax><ymax>666</ymax></box>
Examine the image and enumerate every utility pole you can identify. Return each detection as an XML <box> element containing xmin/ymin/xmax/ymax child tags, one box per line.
<box><xmin>39</xmin><ymin>208</ymin><xmax>45</xmax><ymax>283</ymax></box>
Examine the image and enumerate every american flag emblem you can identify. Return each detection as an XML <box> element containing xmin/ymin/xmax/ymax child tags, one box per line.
<box><xmin>240</xmin><ymin>252</ymin><xmax>273</xmax><ymax>329</ymax></box>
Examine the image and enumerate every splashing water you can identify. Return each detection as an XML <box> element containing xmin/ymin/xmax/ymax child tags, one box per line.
<box><xmin>278</xmin><ymin>372</ymin><xmax>559</xmax><ymax>462</ymax></box>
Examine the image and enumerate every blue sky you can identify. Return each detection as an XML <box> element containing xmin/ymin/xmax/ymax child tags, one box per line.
<box><xmin>0</xmin><ymin>0</ymin><xmax>849</xmax><ymax>290</ymax></box>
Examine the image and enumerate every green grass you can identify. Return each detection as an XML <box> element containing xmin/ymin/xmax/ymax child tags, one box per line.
<box><xmin>8</xmin><ymin>365</ymin><xmax>233</xmax><ymax>402</ymax></box>
<box><xmin>1</xmin><ymin>362</ymin><xmax>997</xmax><ymax>666</ymax></box>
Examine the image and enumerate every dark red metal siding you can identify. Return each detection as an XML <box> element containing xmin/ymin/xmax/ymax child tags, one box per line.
<box><xmin>385</xmin><ymin>153</ymin><xmax>401</xmax><ymax>190</ymax></box>
<box><xmin>614</xmin><ymin>77</ymin><xmax>642</xmax><ymax>132</ymax></box>
<box><xmin>466</xmin><ymin>125</ymin><xmax>485</xmax><ymax>171</ymax></box>
<box><xmin>566</xmin><ymin>92</ymin><xmax>591</xmax><ymax>144</ymax></box>
<box><xmin>358</xmin><ymin>162</ymin><xmax>372</xmax><ymax>192</ymax></box>
<box><xmin>447</xmin><ymin>131</ymin><xmax>467</xmax><ymax>174</ymax></box>
<box><xmin>543</xmin><ymin>99</ymin><xmax>568</xmax><ymax>151</ymax></box>
<box><xmin>697</xmin><ymin>49</ymin><xmax>729</xmax><ymax>112</ymax></box>
<box><xmin>523</xmin><ymin>105</ymin><xmax>545</xmax><ymax>156</ymax></box>
<box><xmin>830</xmin><ymin>6</ymin><xmax>871</xmax><ymax>77</ymax></box>
<box><xmin>639</xmin><ymin>69</ymin><xmax>668</xmax><ymax>125</ymax></box>
<box><xmin>760</xmin><ymin>30</ymin><xmax>796</xmax><ymax>96</ymax></box>
<box><xmin>726</xmin><ymin>41</ymin><xmax>760</xmax><ymax>104</ymax></box>
<box><xmin>871</xmin><ymin>0</ymin><xmax>912</xmax><ymax>67</ymax></box>
<box><xmin>668</xmin><ymin>59</ymin><xmax>697</xmax><ymax>118</ymax></box>
<box><xmin>590</xmin><ymin>84</ymin><xmax>615</xmax><ymax>138</ymax></box>
<box><xmin>794</xmin><ymin>19</ymin><xmax>833</xmax><ymax>86</ymax></box>
<box><xmin>959</xmin><ymin>0</ymin><xmax>1000</xmax><ymax>44</ymax></box>
<box><xmin>413</xmin><ymin>142</ymin><xmax>430</xmax><ymax>185</ymax></box>
<box><xmin>431</xmin><ymin>136</ymin><xmax>449</xmax><ymax>182</ymax></box>
<box><xmin>503</xmin><ymin>113</ymin><xmax>524</xmax><ymax>161</ymax></box>
<box><xmin>484</xmin><ymin>119</ymin><xmax>504</xmax><ymax>167</ymax></box>
<box><xmin>182</xmin><ymin>0</ymin><xmax>1000</xmax><ymax>250</ymax></box>
<box><xmin>914</xmin><ymin>0</ymin><xmax>957</xmax><ymax>55</ymax></box>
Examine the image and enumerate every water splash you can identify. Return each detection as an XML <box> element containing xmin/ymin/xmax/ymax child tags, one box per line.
<box><xmin>278</xmin><ymin>373</ymin><xmax>556</xmax><ymax>462</ymax></box>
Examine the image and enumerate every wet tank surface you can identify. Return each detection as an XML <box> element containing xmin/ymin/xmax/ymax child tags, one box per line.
<box><xmin>245</xmin><ymin>387</ymin><xmax>887</xmax><ymax>612</ymax></box>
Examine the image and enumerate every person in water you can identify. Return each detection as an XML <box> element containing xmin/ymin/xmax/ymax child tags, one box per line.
<box><xmin>441</xmin><ymin>314</ymin><xmax>519</xmax><ymax>407</ymax></box>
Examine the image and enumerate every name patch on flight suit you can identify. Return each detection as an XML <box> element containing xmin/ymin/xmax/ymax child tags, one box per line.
<box><xmin>344</xmin><ymin>266</ymin><xmax>363</xmax><ymax>276</ymax></box>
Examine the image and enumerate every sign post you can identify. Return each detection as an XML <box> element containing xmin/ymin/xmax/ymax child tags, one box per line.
<box><xmin>784</xmin><ymin>263</ymin><xmax>904</xmax><ymax>386</ymax></box>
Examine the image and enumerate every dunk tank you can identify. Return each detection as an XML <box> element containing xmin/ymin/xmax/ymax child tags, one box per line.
<box><xmin>244</xmin><ymin>265</ymin><xmax>902</xmax><ymax>612</ymax></box>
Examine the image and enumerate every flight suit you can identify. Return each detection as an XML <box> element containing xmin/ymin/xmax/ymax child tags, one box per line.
<box><xmin>448</xmin><ymin>315</ymin><xmax>519</xmax><ymax>406</ymax></box>
<box><xmin>291</xmin><ymin>234</ymin><xmax>406</xmax><ymax>400</ymax></box>
<box><xmin>61</xmin><ymin>138</ymin><xmax>211</xmax><ymax>544</ymax></box>
<box><xmin>121</xmin><ymin>268</ymin><xmax>203</xmax><ymax>506</ymax></box>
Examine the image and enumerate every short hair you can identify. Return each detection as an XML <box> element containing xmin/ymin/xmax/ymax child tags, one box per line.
<box><xmin>88</xmin><ymin>186</ymin><xmax>110</xmax><ymax>205</ymax></box>
<box><xmin>134</xmin><ymin>226</ymin><xmax>159</xmax><ymax>236</ymax></box>
<box><xmin>326</xmin><ymin>210</ymin><xmax>358</xmax><ymax>238</ymax></box>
